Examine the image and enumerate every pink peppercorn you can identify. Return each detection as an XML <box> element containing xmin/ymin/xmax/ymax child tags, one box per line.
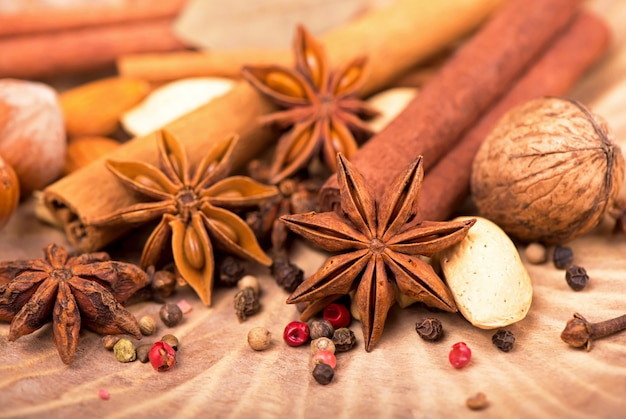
<box><xmin>312</xmin><ymin>349</ymin><xmax>337</xmax><ymax>369</ymax></box>
<box><xmin>283</xmin><ymin>321</ymin><xmax>310</xmax><ymax>346</ymax></box>
<box><xmin>149</xmin><ymin>341</ymin><xmax>177</xmax><ymax>372</ymax></box>
<box><xmin>98</xmin><ymin>389</ymin><xmax>110</xmax><ymax>400</ymax></box>
<box><xmin>323</xmin><ymin>303</ymin><xmax>351</xmax><ymax>328</ymax></box>
<box><xmin>449</xmin><ymin>342</ymin><xmax>472</xmax><ymax>369</ymax></box>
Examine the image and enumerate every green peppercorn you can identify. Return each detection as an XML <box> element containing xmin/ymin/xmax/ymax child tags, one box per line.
<box><xmin>113</xmin><ymin>338</ymin><xmax>136</xmax><ymax>363</ymax></box>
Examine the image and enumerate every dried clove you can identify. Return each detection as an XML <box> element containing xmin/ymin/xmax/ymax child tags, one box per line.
<box><xmin>561</xmin><ymin>312</ymin><xmax>626</xmax><ymax>351</ymax></box>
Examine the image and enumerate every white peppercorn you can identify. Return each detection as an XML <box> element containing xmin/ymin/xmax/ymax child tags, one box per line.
<box><xmin>310</xmin><ymin>337</ymin><xmax>335</xmax><ymax>354</ymax></box>
<box><xmin>237</xmin><ymin>275</ymin><xmax>260</xmax><ymax>295</ymax></box>
<box><xmin>247</xmin><ymin>327</ymin><xmax>272</xmax><ymax>351</ymax></box>
<box><xmin>139</xmin><ymin>315</ymin><xmax>157</xmax><ymax>336</ymax></box>
<box><xmin>524</xmin><ymin>242</ymin><xmax>547</xmax><ymax>264</ymax></box>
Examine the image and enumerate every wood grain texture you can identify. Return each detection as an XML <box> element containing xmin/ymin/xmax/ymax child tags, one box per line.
<box><xmin>2</xmin><ymin>0</ymin><xmax>626</xmax><ymax>417</ymax></box>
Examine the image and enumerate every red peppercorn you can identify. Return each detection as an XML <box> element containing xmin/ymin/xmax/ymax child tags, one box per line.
<box><xmin>449</xmin><ymin>342</ymin><xmax>472</xmax><ymax>369</ymax></box>
<box><xmin>312</xmin><ymin>349</ymin><xmax>337</xmax><ymax>369</ymax></box>
<box><xmin>148</xmin><ymin>341</ymin><xmax>177</xmax><ymax>372</ymax></box>
<box><xmin>323</xmin><ymin>303</ymin><xmax>351</xmax><ymax>328</ymax></box>
<box><xmin>283</xmin><ymin>321</ymin><xmax>310</xmax><ymax>346</ymax></box>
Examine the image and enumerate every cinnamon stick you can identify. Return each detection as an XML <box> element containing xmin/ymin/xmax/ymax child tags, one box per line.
<box><xmin>318</xmin><ymin>0</ymin><xmax>583</xmax><ymax>211</ymax></box>
<box><xmin>44</xmin><ymin>82</ymin><xmax>275</xmax><ymax>252</ymax></box>
<box><xmin>43</xmin><ymin>0</ymin><xmax>503</xmax><ymax>253</ymax></box>
<box><xmin>0</xmin><ymin>19</ymin><xmax>188</xmax><ymax>79</ymax></box>
<box><xmin>418</xmin><ymin>10</ymin><xmax>611</xmax><ymax>221</ymax></box>
<box><xmin>0</xmin><ymin>0</ymin><xmax>187</xmax><ymax>37</ymax></box>
<box><xmin>118</xmin><ymin>0</ymin><xmax>505</xmax><ymax>95</ymax></box>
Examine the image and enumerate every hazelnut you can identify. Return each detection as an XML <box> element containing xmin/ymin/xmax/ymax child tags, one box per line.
<box><xmin>0</xmin><ymin>79</ymin><xmax>66</xmax><ymax>196</ymax></box>
<box><xmin>471</xmin><ymin>97</ymin><xmax>624</xmax><ymax>244</ymax></box>
<box><xmin>0</xmin><ymin>155</ymin><xmax>19</xmax><ymax>230</ymax></box>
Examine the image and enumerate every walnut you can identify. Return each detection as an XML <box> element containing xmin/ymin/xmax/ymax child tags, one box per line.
<box><xmin>471</xmin><ymin>97</ymin><xmax>625</xmax><ymax>244</ymax></box>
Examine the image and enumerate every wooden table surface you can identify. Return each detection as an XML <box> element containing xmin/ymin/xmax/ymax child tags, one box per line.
<box><xmin>3</xmin><ymin>0</ymin><xmax>626</xmax><ymax>417</ymax></box>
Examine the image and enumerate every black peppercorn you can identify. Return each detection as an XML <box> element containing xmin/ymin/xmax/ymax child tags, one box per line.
<box><xmin>492</xmin><ymin>329</ymin><xmax>515</xmax><ymax>352</ymax></box>
<box><xmin>271</xmin><ymin>254</ymin><xmax>304</xmax><ymax>292</ymax></box>
<box><xmin>217</xmin><ymin>255</ymin><xmax>245</xmax><ymax>287</ymax></box>
<box><xmin>309</xmin><ymin>319</ymin><xmax>335</xmax><ymax>340</ymax></box>
<box><xmin>553</xmin><ymin>245</ymin><xmax>574</xmax><ymax>270</ymax></box>
<box><xmin>234</xmin><ymin>287</ymin><xmax>261</xmax><ymax>322</ymax></box>
<box><xmin>565</xmin><ymin>265</ymin><xmax>589</xmax><ymax>291</ymax></box>
<box><xmin>415</xmin><ymin>317</ymin><xmax>444</xmax><ymax>341</ymax></box>
<box><xmin>159</xmin><ymin>302</ymin><xmax>183</xmax><ymax>327</ymax></box>
<box><xmin>312</xmin><ymin>362</ymin><xmax>334</xmax><ymax>385</ymax></box>
<box><xmin>332</xmin><ymin>327</ymin><xmax>356</xmax><ymax>352</ymax></box>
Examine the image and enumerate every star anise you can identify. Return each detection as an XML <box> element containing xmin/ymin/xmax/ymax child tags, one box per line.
<box><xmin>91</xmin><ymin>130</ymin><xmax>278</xmax><ymax>306</ymax></box>
<box><xmin>281</xmin><ymin>154</ymin><xmax>475</xmax><ymax>351</ymax></box>
<box><xmin>0</xmin><ymin>243</ymin><xmax>149</xmax><ymax>364</ymax></box>
<box><xmin>242</xmin><ymin>25</ymin><xmax>378</xmax><ymax>184</ymax></box>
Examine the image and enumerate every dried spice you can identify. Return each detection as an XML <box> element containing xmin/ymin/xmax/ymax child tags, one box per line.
<box><xmin>139</xmin><ymin>315</ymin><xmax>157</xmax><ymax>336</ymax></box>
<box><xmin>492</xmin><ymin>329</ymin><xmax>515</xmax><ymax>352</ymax></box>
<box><xmin>560</xmin><ymin>312</ymin><xmax>626</xmax><ymax>351</ymax></box>
<box><xmin>146</xmin><ymin>266</ymin><xmax>177</xmax><ymax>302</ymax></box>
<box><xmin>415</xmin><ymin>318</ymin><xmax>444</xmax><ymax>341</ymax></box>
<box><xmin>234</xmin><ymin>287</ymin><xmax>260</xmax><ymax>322</ymax></box>
<box><xmin>466</xmin><ymin>392</ymin><xmax>489</xmax><ymax>410</ymax></box>
<box><xmin>332</xmin><ymin>327</ymin><xmax>356</xmax><ymax>352</ymax></box>
<box><xmin>0</xmin><ymin>243</ymin><xmax>148</xmax><ymax>364</ymax></box>
<box><xmin>271</xmin><ymin>252</ymin><xmax>304</xmax><ymax>293</ymax></box>
<box><xmin>91</xmin><ymin>130</ymin><xmax>278</xmax><ymax>305</ymax></box>
<box><xmin>309</xmin><ymin>319</ymin><xmax>334</xmax><ymax>340</ymax></box>
<box><xmin>159</xmin><ymin>302</ymin><xmax>183</xmax><ymax>327</ymax></box>
<box><xmin>242</xmin><ymin>25</ymin><xmax>378</xmax><ymax>184</ymax></box>
<box><xmin>113</xmin><ymin>338</ymin><xmax>136</xmax><ymax>363</ymax></box>
<box><xmin>553</xmin><ymin>245</ymin><xmax>574</xmax><ymax>270</ymax></box>
<box><xmin>216</xmin><ymin>255</ymin><xmax>245</xmax><ymax>287</ymax></box>
<box><xmin>281</xmin><ymin>154</ymin><xmax>474</xmax><ymax>350</ymax></box>
<box><xmin>247</xmin><ymin>327</ymin><xmax>272</xmax><ymax>351</ymax></box>
<box><xmin>565</xmin><ymin>266</ymin><xmax>589</xmax><ymax>291</ymax></box>
<box><xmin>312</xmin><ymin>362</ymin><xmax>335</xmax><ymax>385</ymax></box>
<box><xmin>161</xmin><ymin>334</ymin><xmax>179</xmax><ymax>351</ymax></box>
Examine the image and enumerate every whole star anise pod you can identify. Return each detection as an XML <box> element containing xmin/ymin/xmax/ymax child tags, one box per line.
<box><xmin>91</xmin><ymin>130</ymin><xmax>278</xmax><ymax>306</ymax></box>
<box><xmin>0</xmin><ymin>243</ymin><xmax>149</xmax><ymax>364</ymax></box>
<box><xmin>281</xmin><ymin>154</ymin><xmax>475</xmax><ymax>351</ymax></box>
<box><xmin>242</xmin><ymin>25</ymin><xmax>378</xmax><ymax>184</ymax></box>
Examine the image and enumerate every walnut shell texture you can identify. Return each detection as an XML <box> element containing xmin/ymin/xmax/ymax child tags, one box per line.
<box><xmin>471</xmin><ymin>97</ymin><xmax>625</xmax><ymax>244</ymax></box>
